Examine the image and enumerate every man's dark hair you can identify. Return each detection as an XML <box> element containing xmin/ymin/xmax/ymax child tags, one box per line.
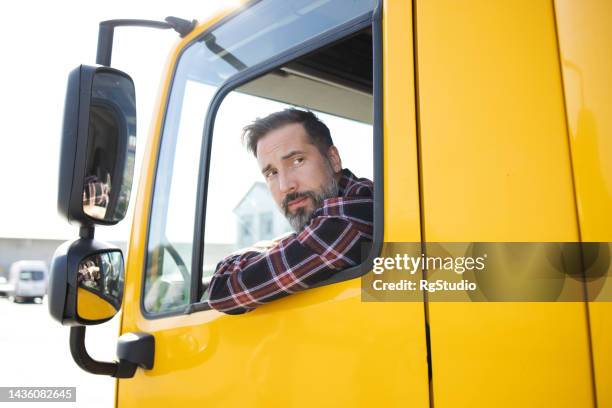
<box><xmin>242</xmin><ymin>108</ymin><xmax>334</xmax><ymax>157</ymax></box>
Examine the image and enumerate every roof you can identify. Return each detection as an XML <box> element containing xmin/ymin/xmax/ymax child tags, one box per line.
<box><xmin>233</xmin><ymin>182</ymin><xmax>268</xmax><ymax>212</ymax></box>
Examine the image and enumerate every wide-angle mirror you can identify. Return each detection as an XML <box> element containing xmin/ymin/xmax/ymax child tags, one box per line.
<box><xmin>49</xmin><ymin>239</ymin><xmax>124</xmax><ymax>326</ymax></box>
<box><xmin>76</xmin><ymin>251</ymin><xmax>125</xmax><ymax>322</ymax></box>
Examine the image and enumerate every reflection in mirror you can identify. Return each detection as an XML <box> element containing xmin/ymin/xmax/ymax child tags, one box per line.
<box><xmin>82</xmin><ymin>71</ymin><xmax>136</xmax><ymax>223</ymax></box>
<box><xmin>77</xmin><ymin>251</ymin><xmax>124</xmax><ymax>322</ymax></box>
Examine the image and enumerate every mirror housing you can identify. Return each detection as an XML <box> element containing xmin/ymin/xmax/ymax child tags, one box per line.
<box><xmin>58</xmin><ymin>65</ymin><xmax>136</xmax><ymax>226</ymax></box>
<box><xmin>48</xmin><ymin>238</ymin><xmax>124</xmax><ymax>326</ymax></box>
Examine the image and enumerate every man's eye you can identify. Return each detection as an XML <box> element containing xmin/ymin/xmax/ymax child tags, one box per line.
<box><xmin>293</xmin><ymin>157</ymin><xmax>304</xmax><ymax>165</ymax></box>
<box><xmin>266</xmin><ymin>170</ymin><xmax>277</xmax><ymax>179</ymax></box>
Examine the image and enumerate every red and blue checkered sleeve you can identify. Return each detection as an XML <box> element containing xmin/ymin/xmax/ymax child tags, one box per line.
<box><xmin>207</xmin><ymin>197</ymin><xmax>373</xmax><ymax>314</ymax></box>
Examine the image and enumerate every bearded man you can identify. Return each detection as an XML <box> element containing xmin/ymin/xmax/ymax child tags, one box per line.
<box><xmin>208</xmin><ymin>109</ymin><xmax>373</xmax><ymax>314</ymax></box>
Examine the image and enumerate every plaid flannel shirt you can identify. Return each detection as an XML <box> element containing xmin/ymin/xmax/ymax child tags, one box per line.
<box><xmin>83</xmin><ymin>175</ymin><xmax>110</xmax><ymax>207</ymax></box>
<box><xmin>208</xmin><ymin>168</ymin><xmax>373</xmax><ymax>314</ymax></box>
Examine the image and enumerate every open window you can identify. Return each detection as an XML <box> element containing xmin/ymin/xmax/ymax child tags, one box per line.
<box><xmin>201</xmin><ymin>29</ymin><xmax>375</xmax><ymax>290</ymax></box>
<box><xmin>143</xmin><ymin>0</ymin><xmax>381</xmax><ymax>316</ymax></box>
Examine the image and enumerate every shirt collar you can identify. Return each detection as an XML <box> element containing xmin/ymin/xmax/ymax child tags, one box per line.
<box><xmin>337</xmin><ymin>168</ymin><xmax>359</xmax><ymax>197</ymax></box>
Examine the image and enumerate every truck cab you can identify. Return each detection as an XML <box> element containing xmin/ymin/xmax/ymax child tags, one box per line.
<box><xmin>48</xmin><ymin>0</ymin><xmax>612</xmax><ymax>407</ymax></box>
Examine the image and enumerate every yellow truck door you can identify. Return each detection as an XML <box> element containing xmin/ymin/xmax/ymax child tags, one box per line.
<box><xmin>117</xmin><ymin>1</ymin><xmax>430</xmax><ymax>407</ymax></box>
<box><xmin>415</xmin><ymin>0</ymin><xmax>597</xmax><ymax>406</ymax></box>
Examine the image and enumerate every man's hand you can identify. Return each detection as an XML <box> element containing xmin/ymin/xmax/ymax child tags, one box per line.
<box><xmin>229</xmin><ymin>239</ymin><xmax>277</xmax><ymax>256</ymax></box>
<box><xmin>229</xmin><ymin>231</ymin><xmax>294</xmax><ymax>257</ymax></box>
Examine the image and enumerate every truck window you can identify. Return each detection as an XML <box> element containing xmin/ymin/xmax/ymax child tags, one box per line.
<box><xmin>143</xmin><ymin>0</ymin><xmax>377</xmax><ymax>315</ymax></box>
<box><xmin>203</xmin><ymin>40</ymin><xmax>373</xmax><ymax>281</ymax></box>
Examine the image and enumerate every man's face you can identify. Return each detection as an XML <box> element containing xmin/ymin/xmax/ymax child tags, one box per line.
<box><xmin>256</xmin><ymin>123</ymin><xmax>342</xmax><ymax>231</ymax></box>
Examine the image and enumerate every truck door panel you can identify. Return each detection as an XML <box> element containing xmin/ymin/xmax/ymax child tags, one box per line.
<box><xmin>117</xmin><ymin>1</ymin><xmax>429</xmax><ymax>407</ymax></box>
<box><xmin>416</xmin><ymin>0</ymin><xmax>595</xmax><ymax>406</ymax></box>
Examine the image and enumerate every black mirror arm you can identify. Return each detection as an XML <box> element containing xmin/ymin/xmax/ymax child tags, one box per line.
<box><xmin>69</xmin><ymin>326</ymin><xmax>138</xmax><ymax>378</ymax></box>
<box><xmin>96</xmin><ymin>17</ymin><xmax>197</xmax><ymax>66</ymax></box>
<box><xmin>79</xmin><ymin>226</ymin><xmax>95</xmax><ymax>239</ymax></box>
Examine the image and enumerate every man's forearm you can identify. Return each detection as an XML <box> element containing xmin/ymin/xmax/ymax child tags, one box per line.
<box><xmin>208</xmin><ymin>216</ymin><xmax>371</xmax><ymax>314</ymax></box>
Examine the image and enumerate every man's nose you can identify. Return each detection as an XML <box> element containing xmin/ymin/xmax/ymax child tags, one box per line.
<box><xmin>278</xmin><ymin>171</ymin><xmax>297</xmax><ymax>194</ymax></box>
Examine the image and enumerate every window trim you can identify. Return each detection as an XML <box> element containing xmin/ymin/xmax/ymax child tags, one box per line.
<box><xmin>141</xmin><ymin>0</ymin><xmax>383</xmax><ymax>319</ymax></box>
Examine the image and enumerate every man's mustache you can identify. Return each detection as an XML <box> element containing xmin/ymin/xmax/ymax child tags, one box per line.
<box><xmin>282</xmin><ymin>191</ymin><xmax>315</xmax><ymax>214</ymax></box>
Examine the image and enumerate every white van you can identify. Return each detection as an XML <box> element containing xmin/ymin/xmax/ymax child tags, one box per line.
<box><xmin>7</xmin><ymin>261</ymin><xmax>48</xmax><ymax>303</ymax></box>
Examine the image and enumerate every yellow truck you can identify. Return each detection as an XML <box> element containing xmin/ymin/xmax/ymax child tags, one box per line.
<box><xmin>48</xmin><ymin>0</ymin><xmax>611</xmax><ymax>406</ymax></box>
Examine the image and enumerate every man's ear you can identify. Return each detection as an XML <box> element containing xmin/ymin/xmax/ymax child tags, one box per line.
<box><xmin>327</xmin><ymin>145</ymin><xmax>342</xmax><ymax>173</ymax></box>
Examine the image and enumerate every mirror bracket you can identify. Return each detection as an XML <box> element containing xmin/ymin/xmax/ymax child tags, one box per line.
<box><xmin>69</xmin><ymin>326</ymin><xmax>148</xmax><ymax>379</ymax></box>
<box><xmin>96</xmin><ymin>17</ymin><xmax>197</xmax><ymax>66</ymax></box>
<box><xmin>116</xmin><ymin>332</ymin><xmax>155</xmax><ymax>370</ymax></box>
<box><xmin>79</xmin><ymin>225</ymin><xmax>95</xmax><ymax>240</ymax></box>
<box><xmin>70</xmin><ymin>326</ymin><xmax>120</xmax><ymax>377</ymax></box>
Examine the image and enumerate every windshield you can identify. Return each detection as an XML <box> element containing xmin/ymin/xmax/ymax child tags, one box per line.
<box><xmin>20</xmin><ymin>270</ymin><xmax>45</xmax><ymax>281</ymax></box>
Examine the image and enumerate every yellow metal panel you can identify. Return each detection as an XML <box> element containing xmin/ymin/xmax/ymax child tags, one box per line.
<box><xmin>383</xmin><ymin>1</ymin><xmax>421</xmax><ymax>243</ymax></box>
<box><xmin>119</xmin><ymin>285</ymin><xmax>428</xmax><ymax>408</ymax></box>
<box><xmin>415</xmin><ymin>0</ymin><xmax>594</xmax><ymax>406</ymax></box>
<box><xmin>555</xmin><ymin>1</ymin><xmax>612</xmax><ymax>406</ymax></box>
<box><xmin>117</xmin><ymin>1</ymin><xmax>430</xmax><ymax>407</ymax></box>
<box><xmin>416</xmin><ymin>1</ymin><xmax>578</xmax><ymax>242</ymax></box>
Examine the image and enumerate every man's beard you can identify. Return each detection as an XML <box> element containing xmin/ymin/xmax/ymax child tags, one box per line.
<box><xmin>282</xmin><ymin>171</ymin><xmax>339</xmax><ymax>232</ymax></box>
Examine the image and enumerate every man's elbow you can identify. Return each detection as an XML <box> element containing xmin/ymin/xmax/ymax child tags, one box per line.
<box><xmin>207</xmin><ymin>276</ymin><xmax>253</xmax><ymax>315</ymax></box>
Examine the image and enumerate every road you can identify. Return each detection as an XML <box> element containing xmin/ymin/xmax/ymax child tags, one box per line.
<box><xmin>0</xmin><ymin>296</ymin><xmax>119</xmax><ymax>408</ymax></box>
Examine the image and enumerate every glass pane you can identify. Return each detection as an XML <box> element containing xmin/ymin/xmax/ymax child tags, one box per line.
<box><xmin>144</xmin><ymin>0</ymin><xmax>376</xmax><ymax>313</ymax></box>
<box><xmin>210</xmin><ymin>0</ymin><xmax>376</xmax><ymax>68</ymax></box>
<box><xmin>83</xmin><ymin>71</ymin><xmax>136</xmax><ymax>223</ymax></box>
<box><xmin>144</xmin><ymin>81</ymin><xmax>214</xmax><ymax>313</ymax></box>
<box><xmin>77</xmin><ymin>251</ymin><xmax>124</xmax><ymax>305</ymax></box>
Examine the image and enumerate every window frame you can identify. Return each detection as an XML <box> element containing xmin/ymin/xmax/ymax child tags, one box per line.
<box><xmin>141</xmin><ymin>0</ymin><xmax>384</xmax><ymax>318</ymax></box>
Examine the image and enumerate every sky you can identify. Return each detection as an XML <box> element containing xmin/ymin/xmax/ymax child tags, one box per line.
<box><xmin>0</xmin><ymin>0</ymin><xmax>374</xmax><ymax>245</ymax></box>
<box><xmin>0</xmin><ymin>1</ymin><xmax>232</xmax><ymax>241</ymax></box>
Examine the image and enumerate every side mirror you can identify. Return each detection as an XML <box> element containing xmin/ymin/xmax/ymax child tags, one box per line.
<box><xmin>51</xmin><ymin>64</ymin><xmax>153</xmax><ymax>379</ymax></box>
<box><xmin>48</xmin><ymin>238</ymin><xmax>154</xmax><ymax>379</ymax></box>
<box><xmin>48</xmin><ymin>239</ymin><xmax>124</xmax><ymax>325</ymax></box>
<box><xmin>58</xmin><ymin>65</ymin><xmax>136</xmax><ymax>225</ymax></box>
